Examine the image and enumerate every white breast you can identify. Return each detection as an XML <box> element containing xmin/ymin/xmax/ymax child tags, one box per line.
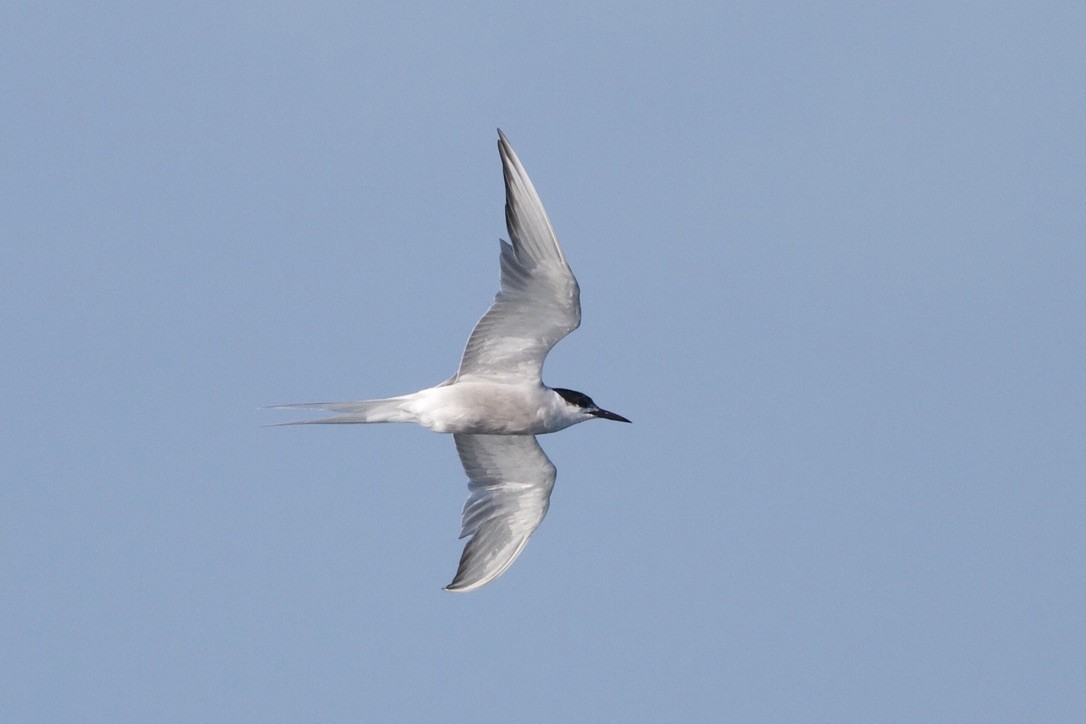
<box><xmin>406</xmin><ymin>381</ymin><xmax>578</xmax><ymax>435</ymax></box>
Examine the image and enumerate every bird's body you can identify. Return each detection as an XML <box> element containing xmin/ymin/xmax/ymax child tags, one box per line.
<box><xmin>278</xmin><ymin>382</ymin><xmax>596</xmax><ymax>435</ymax></box>
<box><xmin>408</xmin><ymin>381</ymin><xmax>591</xmax><ymax>435</ymax></box>
<box><xmin>273</xmin><ymin>130</ymin><xmax>628</xmax><ymax>592</ymax></box>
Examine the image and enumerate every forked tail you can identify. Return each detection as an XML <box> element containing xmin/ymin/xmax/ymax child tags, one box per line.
<box><xmin>265</xmin><ymin>396</ymin><xmax>416</xmax><ymax>426</ymax></box>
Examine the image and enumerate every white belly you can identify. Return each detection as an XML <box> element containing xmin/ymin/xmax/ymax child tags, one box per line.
<box><xmin>406</xmin><ymin>381</ymin><xmax>572</xmax><ymax>435</ymax></box>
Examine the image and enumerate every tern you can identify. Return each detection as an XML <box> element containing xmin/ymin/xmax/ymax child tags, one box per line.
<box><xmin>273</xmin><ymin>130</ymin><xmax>629</xmax><ymax>592</ymax></box>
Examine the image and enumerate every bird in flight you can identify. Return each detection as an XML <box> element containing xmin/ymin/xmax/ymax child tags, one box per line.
<box><xmin>272</xmin><ymin>130</ymin><xmax>629</xmax><ymax>592</ymax></box>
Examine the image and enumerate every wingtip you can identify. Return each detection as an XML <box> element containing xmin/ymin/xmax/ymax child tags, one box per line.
<box><xmin>497</xmin><ymin>129</ymin><xmax>511</xmax><ymax>158</ymax></box>
<box><xmin>443</xmin><ymin>561</ymin><xmax>494</xmax><ymax>593</ymax></box>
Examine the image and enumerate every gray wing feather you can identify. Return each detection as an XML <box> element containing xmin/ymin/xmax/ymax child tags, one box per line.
<box><xmin>455</xmin><ymin>130</ymin><xmax>581</xmax><ymax>381</ymax></box>
<box><xmin>445</xmin><ymin>434</ymin><xmax>557</xmax><ymax>592</ymax></box>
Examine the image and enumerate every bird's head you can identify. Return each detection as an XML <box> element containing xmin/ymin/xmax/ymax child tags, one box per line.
<box><xmin>553</xmin><ymin>388</ymin><xmax>631</xmax><ymax>424</ymax></box>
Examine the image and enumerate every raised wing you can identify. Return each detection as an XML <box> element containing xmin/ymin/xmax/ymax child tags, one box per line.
<box><xmin>445</xmin><ymin>434</ymin><xmax>557</xmax><ymax>592</ymax></box>
<box><xmin>455</xmin><ymin>130</ymin><xmax>581</xmax><ymax>382</ymax></box>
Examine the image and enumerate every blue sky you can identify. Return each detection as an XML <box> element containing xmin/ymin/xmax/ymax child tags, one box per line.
<box><xmin>3</xmin><ymin>2</ymin><xmax>1084</xmax><ymax>721</ymax></box>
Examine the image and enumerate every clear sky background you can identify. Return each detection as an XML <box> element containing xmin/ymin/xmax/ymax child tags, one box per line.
<box><xmin>3</xmin><ymin>2</ymin><xmax>1084</xmax><ymax>721</ymax></box>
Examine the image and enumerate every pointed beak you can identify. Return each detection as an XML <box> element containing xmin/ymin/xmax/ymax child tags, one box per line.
<box><xmin>591</xmin><ymin>408</ymin><xmax>631</xmax><ymax>423</ymax></box>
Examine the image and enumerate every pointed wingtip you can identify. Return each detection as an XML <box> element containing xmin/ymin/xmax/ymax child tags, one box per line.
<box><xmin>443</xmin><ymin>580</ymin><xmax>471</xmax><ymax>593</ymax></box>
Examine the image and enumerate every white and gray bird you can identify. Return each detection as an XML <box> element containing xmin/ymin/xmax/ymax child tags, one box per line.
<box><xmin>272</xmin><ymin>130</ymin><xmax>629</xmax><ymax>592</ymax></box>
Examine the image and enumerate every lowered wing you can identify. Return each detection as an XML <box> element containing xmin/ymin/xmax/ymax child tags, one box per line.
<box><xmin>445</xmin><ymin>433</ymin><xmax>557</xmax><ymax>592</ymax></box>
